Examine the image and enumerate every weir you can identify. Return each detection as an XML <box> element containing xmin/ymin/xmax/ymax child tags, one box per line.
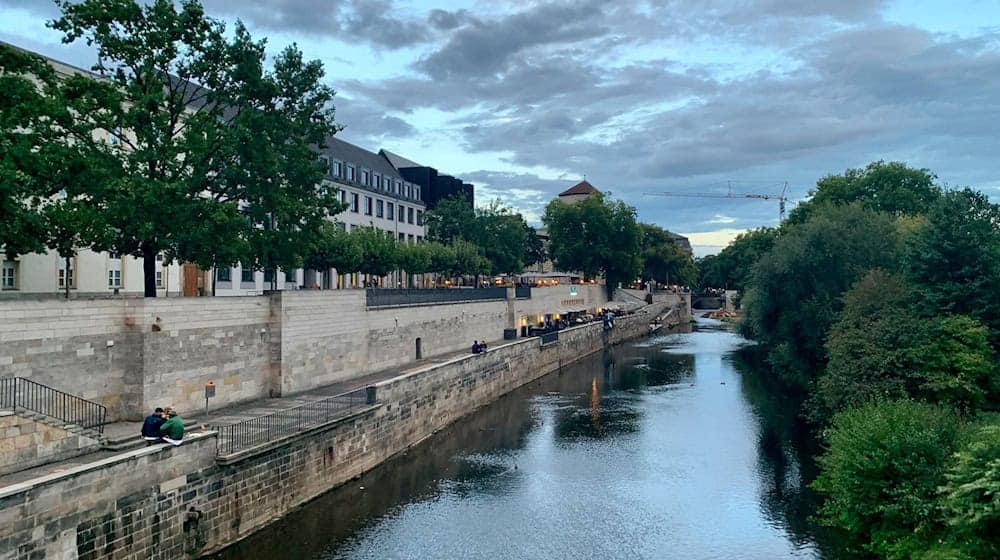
<box><xmin>0</xmin><ymin>297</ymin><xmax>680</xmax><ymax>559</ymax></box>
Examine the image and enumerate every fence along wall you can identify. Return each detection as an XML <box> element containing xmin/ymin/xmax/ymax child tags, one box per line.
<box><xmin>0</xmin><ymin>302</ymin><xmax>665</xmax><ymax>560</ymax></box>
<box><xmin>0</xmin><ymin>286</ymin><xmax>611</xmax><ymax>421</ymax></box>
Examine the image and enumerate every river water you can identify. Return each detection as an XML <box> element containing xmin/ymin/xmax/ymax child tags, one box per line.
<box><xmin>215</xmin><ymin>317</ymin><xmax>835</xmax><ymax>560</ymax></box>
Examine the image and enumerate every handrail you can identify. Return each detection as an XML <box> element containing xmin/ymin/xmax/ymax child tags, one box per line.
<box><xmin>366</xmin><ymin>287</ymin><xmax>508</xmax><ymax>308</ymax></box>
<box><xmin>0</xmin><ymin>377</ymin><xmax>108</xmax><ymax>434</ymax></box>
<box><xmin>214</xmin><ymin>386</ymin><xmax>371</xmax><ymax>456</ymax></box>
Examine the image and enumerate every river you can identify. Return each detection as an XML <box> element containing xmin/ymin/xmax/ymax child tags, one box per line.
<box><xmin>214</xmin><ymin>317</ymin><xmax>835</xmax><ymax>560</ymax></box>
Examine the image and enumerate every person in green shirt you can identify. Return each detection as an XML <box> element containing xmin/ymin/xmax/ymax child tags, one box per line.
<box><xmin>160</xmin><ymin>409</ymin><xmax>185</xmax><ymax>446</ymax></box>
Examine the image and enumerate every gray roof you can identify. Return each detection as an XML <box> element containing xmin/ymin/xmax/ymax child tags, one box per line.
<box><xmin>321</xmin><ymin>137</ymin><xmax>402</xmax><ymax>180</ymax></box>
<box><xmin>380</xmin><ymin>149</ymin><xmax>424</xmax><ymax>169</ymax></box>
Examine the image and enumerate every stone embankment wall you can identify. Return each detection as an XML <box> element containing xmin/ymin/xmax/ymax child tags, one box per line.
<box><xmin>0</xmin><ymin>286</ymin><xmax>609</xmax><ymax>421</ymax></box>
<box><xmin>0</xmin><ymin>412</ymin><xmax>100</xmax><ymax>476</ymax></box>
<box><xmin>0</xmin><ymin>302</ymin><xmax>665</xmax><ymax>560</ymax></box>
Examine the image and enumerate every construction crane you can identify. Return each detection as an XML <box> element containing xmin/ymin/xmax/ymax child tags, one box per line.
<box><xmin>644</xmin><ymin>181</ymin><xmax>791</xmax><ymax>220</ymax></box>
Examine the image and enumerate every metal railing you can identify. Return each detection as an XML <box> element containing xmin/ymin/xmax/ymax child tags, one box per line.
<box><xmin>366</xmin><ymin>287</ymin><xmax>508</xmax><ymax>308</ymax></box>
<box><xmin>214</xmin><ymin>386</ymin><xmax>371</xmax><ymax>456</ymax></box>
<box><xmin>514</xmin><ymin>286</ymin><xmax>532</xmax><ymax>299</ymax></box>
<box><xmin>540</xmin><ymin>331</ymin><xmax>560</xmax><ymax>345</ymax></box>
<box><xmin>0</xmin><ymin>377</ymin><xmax>108</xmax><ymax>434</ymax></box>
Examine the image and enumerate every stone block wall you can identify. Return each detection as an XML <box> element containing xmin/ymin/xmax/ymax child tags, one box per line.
<box><xmin>0</xmin><ymin>412</ymin><xmax>100</xmax><ymax>476</ymax></box>
<box><xmin>0</xmin><ymin>301</ymin><xmax>674</xmax><ymax>559</ymax></box>
<box><xmin>0</xmin><ymin>299</ymin><xmax>142</xmax><ymax>420</ymax></box>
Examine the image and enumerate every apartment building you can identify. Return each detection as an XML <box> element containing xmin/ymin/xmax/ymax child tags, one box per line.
<box><xmin>211</xmin><ymin>137</ymin><xmax>428</xmax><ymax>294</ymax></box>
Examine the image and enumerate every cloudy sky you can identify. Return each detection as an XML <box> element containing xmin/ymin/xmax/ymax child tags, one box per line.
<box><xmin>2</xmin><ymin>0</ymin><xmax>999</xmax><ymax>254</ymax></box>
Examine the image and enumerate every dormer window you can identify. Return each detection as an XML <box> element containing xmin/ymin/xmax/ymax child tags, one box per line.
<box><xmin>414</xmin><ymin>186</ymin><xmax>421</xmax><ymax>201</ymax></box>
<box><xmin>394</xmin><ymin>181</ymin><xmax>402</xmax><ymax>195</ymax></box>
<box><xmin>332</xmin><ymin>160</ymin><xmax>342</xmax><ymax>177</ymax></box>
<box><xmin>346</xmin><ymin>165</ymin><xmax>356</xmax><ymax>182</ymax></box>
<box><xmin>319</xmin><ymin>155</ymin><xmax>330</xmax><ymax>174</ymax></box>
<box><xmin>374</xmin><ymin>175</ymin><xmax>381</xmax><ymax>190</ymax></box>
<box><xmin>361</xmin><ymin>169</ymin><xmax>369</xmax><ymax>186</ymax></box>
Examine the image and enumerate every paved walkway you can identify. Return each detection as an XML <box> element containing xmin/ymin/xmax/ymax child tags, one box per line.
<box><xmin>1</xmin><ymin>339</ymin><xmax>505</xmax><ymax>487</ymax></box>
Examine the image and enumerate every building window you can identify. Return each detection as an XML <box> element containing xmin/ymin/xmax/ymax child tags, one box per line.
<box><xmin>386</xmin><ymin>202</ymin><xmax>394</xmax><ymax>221</ymax></box>
<box><xmin>155</xmin><ymin>271</ymin><xmax>163</xmax><ymax>288</ymax></box>
<box><xmin>346</xmin><ymin>165</ymin><xmax>355</xmax><ymax>182</ymax></box>
<box><xmin>264</xmin><ymin>269</ymin><xmax>275</xmax><ymax>283</ymax></box>
<box><xmin>399</xmin><ymin>206</ymin><xmax>406</xmax><ymax>222</ymax></box>
<box><xmin>2</xmin><ymin>261</ymin><xmax>17</xmax><ymax>290</ymax></box>
<box><xmin>394</xmin><ymin>181</ymin><xmax>402</xmax><ymax>195</ymax></box>
<box><xmin>351</xmin><ymin>193</ymin><xmax>359</xmax><ymax>213</ymax></box>
<box><xmin>108</xmin><ymin>269</ymin><xmax>121</xmax><ymax>288</ymax></box>
<box><xmin>398</xmin><ymin>232</ymin><xmax>405</xmax><ymax>241</ymax></box>
<box><xmin>320</xmin><ymin>155</ymin><xmax>330</xmax><ymax>174</ymax></box>
<box><xmin>408</xmin><ymin>207</ymin><xmax>414</xmax><ymax>224</ymax></box>
<box><xmin>415</xmin><ymin>186</ymin><xmax>421</xmax><ymax>201</ymax></box>
<box><xmin>373</xmin><ymin>174</ymin><xmax>381</xmax><ymax>190</ymax></box>
<box><xmin>241</xmin><ymin>268</ymin><xmax>253</xmax><ymax>282</ymax></box>
<box><xmin>58</xmin><ymin>260</ymin><xmax>74</xmax><ymax>289</ymax></box>
<box><xmin>376</xmin><ymin>199</ymin><xmax>384</xmax><ymax>218</ymax></box>
<box><xmin>417</xmin><ymin>236</ymin><xmax>423</xmax><ymax>243</ymax></box>
<box><xmin>406</xmin><ymin>184</ymin><xmax>412</xmax><ymax>199</ymax></box>
<box><xmin>416</xmin><ymin>210</ymin><xmax>423</xmax><ymax>226</ymax></box>
<box><xmin>332</xmin><ymin>160</ymin><xmax>342</xmax><ymax>177</ymax></box>
<box><xmin>217</xmin><ymin>267</ymin><xmax>231</xmax><ymax>282</ymax></box>
<box><xmin>155</xmin><ymin>253</ymin><xmax>163</xmax><ymax>262</ymax></box>
<box><xmin>285</xmin><ymin>269</ymin><xmax>295</xmax><ymax>283</ymax></box>
<box><xmin>361</xmin><ymin>170</ymin><xmax>369</xmax><ymax>186</ymax></box>
<box><xmin>364</xmin><ymin>196</ymin><xmax>372</xmax><ymax>216</ymax></box>
<box><xmin>337</xmin><ymin>221</ymin><xmax>347</xmax><ymax>231</ymax></box>
<box><xmin>408</xmin><ymin>234</ymin><xmax>414</xmax><ymax>243</ymax></box>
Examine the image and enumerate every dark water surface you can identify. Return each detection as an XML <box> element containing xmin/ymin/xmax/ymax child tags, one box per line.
<box><xmin>215</xmin><ymin>318</ymin><xmax>834</xmax><ymax>560</ymax></box>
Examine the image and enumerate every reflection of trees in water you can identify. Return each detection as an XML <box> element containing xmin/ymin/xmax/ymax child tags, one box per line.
<box><xmin>214</xmin><ymin>359</ymin><xmax>577</xmax><ymax>560</ymax></box>
<box><xmin>614</xmin><ymin>345</ymin><xmax>695</xmax><ymax>391</ymax></box>
<box><xmin>732</xmin><ymin>347</ymin><xmax>848</xmax><ymax>558</ymax></box>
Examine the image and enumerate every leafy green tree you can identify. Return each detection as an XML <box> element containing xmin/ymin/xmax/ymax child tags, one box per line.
<box><xmin>543</xmin><ymin>193</ymin><xmax>642</xmax><ymax>297</ymax></box>
<box><xmin>0</xmin><ymin>44</ymin><xmax>62</xmax><ymax>259</ymax></box>
<box><xmin>814</xmin><ymin>270</ymin><xmax>998</xmax><ymax>422</ymax></box>
<box><xmin>903</xmin><ymin>188</ymin><xmax>1000</xmax><ymax>347</ymax></box>
<box><xmin>741</xmin><ymin>204</ymin><xmax>898</xmax><ymax>383</ymax></box>
<box><xmin>476</xmin><ymin>200</ymin><xmax>529</xmax><ymax>275</ymax></box>
<box><xmin>451</xmin><ymin>238</ymin><xmax>490</xmax><ymax>278</ymax></box>
<box><xmin>640</xmin><ymin>223</ymin><xmax>696</xmax><ymax>286</ymax></box>
<box><xmin>937</xmin><ymin>421</ymin><xmax>1000</xmax><ymax>560</ymax></box>
<box><xmin>51</xmin><ymin>0</ymin><xmax>342</xmax><ymax>296</ymax></box>
<box><xmin>397</xmin><ymin>241</ymin><xmax>433</xmax><ymax>287</ymax></box>
<box><xmin>813</xmin><ymin>400</ymin><xmax>962</xmax><ymax>559</ymax></box>
<box><xmin>426</xmin><ymin>242</ymin><xmax>456</xmax><ymax>278</ymax></box>
<box><xmin>699</xmin><ymin>228</ymin><xmax>779</xmax><ymax>291</ymax></box>
<box><xmin>425</xmin><ymin>195</ymin><xmax>477</xmax><ymax>244</ymax></box>
<box><xmin>788</xmin><ymin>161</ymin><xmax>941</xmax><ymax>225</ymax></box>
<box><xmin>304</xmin><ymin>222</ymin><xmax>362</xmax><ymax>276</ymax></box>
<box><xmin>353</xmin><ymin>227</ymin><xmax>398</xmax><ymax>279</ymax></box>
<box><xmin>524</xmin><ymin>225</ymin><xmax>547</xmax><ymax>268</ymax></box>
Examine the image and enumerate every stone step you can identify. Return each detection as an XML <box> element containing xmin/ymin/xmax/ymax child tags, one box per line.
<box><xmin>100</xmin><ymin>418</ymin><xmax>201</xmax><ymax>451</ymax></box>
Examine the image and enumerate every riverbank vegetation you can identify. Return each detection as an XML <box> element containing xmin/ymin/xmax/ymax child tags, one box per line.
<box><xmin>707</xmin><ymin>161</ymin><xmax>1000</xmax><ymax>558</ymax></box>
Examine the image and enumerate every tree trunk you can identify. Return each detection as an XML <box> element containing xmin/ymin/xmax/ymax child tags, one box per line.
<box><xmin>142</xmin><ymin>242</ymin><xmax>157</xmax><ymax>297</ymax></box>
<box><xmin>64</xmin><ymin>254</ymin><xmax>70</xmax><ymax>300</ymax></box>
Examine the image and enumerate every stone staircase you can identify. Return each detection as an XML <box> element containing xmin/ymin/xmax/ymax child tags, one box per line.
<box><xmin>100</xmin><ymin>418</ymin><xmax>201</xmax><ymax>452</ymax></box>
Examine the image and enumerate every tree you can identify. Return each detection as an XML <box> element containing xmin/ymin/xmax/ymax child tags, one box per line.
<box><xmin>450</xmin><ymin>238</ymin><xmax>490</xmax><ymax>278</ymax></box>
<box><xmin>740</xmin><ymin>204</ymin><xmax>899</xmax><ymax>384</ymax></box>
<box><xmin>353</xmin><ymin>227</ymin><xmax>398</xmax><ymax>279</ymax></box>
<box><xmin>813</xmin><ymin>270</ymin><xmax>998</xmax><ymax>422</ymax></box>
<box><xmin>524</xmin><ymin>225</ymin><xmax>547</xmax><ymax>268</ymax></box>
<box><xmin>475</xmin><ymin>200</ymin><xmax>529</xmax><ymax>275</ymax></box>
<box><xmin>937</xmin><ymin>422</ymin><xmax>1000</xmax><ymax>560</ymax></box>
<box><xmin>304</xmin><ymin>222</ymin><xmax>361</xmax><ymax>276</ymax></box>
<box><xmin>812</xmin><ymin>400</ymin><xmax>963</xmax><ymax>559</ymax></box>
<box><xmin>543</xmin><ymin>193</ymin><xmax>642</xmax><ymax>297</ymax></box>
<box><xmin>699</xmin><ymin>228</ymin><xmax>779</xmax><ymax>291</ymax></box>
<box><xmin>51</xmin><ymin>0</ymin><xmax>343</xmax><ymax>296</ymax></box>
<box><xmin>426</xmin><ymin>242</ymin><xmax>456</xmax><ymax>278</ymax></box>
<box><xmin>397</xmin><ymin>242</ymin><xmax>432</xmax><ymax>287</ymax></box>
<box><xmin>903</xmin><ymin>188</ymin><xmax>1000</xmax><ymax>347</ymax></box>
<box><xmin>425</xmin><ymin>195</ymin><xmax>476</xmax><ymax>244</ymax></box>
<box><xmin>640</xmin><ymin>223</ymin><xmax>696</xmax><ymax>286</ymax></box>
<box><xmin>787</xmin><ymin>161</ymin><xmax>941</xmax><ymax>225</ymax></box>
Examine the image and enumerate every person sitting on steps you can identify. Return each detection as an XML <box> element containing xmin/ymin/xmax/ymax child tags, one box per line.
<box><xmin>160</xmin><ymin>409</ymin><xmax>185</xmax><ymax>446</ymax></box>
<box><xmin>140</xmin><ymin>407</ymin><xmax>165</xmax><ymax>445</ymax></box>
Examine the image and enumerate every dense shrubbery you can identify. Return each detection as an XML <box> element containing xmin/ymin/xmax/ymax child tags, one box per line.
<box><xmin>730</xmin><ymin>161</ymin><xmax>1000</xmax><ymax>558</ymax></box>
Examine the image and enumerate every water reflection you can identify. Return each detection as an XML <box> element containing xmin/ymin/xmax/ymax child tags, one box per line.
<box><xmin>216</xmin><ymin>319</ymin><xmax>832</xmax><ymax>560</ymax></box>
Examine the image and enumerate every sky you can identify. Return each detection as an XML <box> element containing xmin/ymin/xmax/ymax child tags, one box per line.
<box><xmin>2</xmin><ymin>0</ymin><xmax>999</xmax><ymax>255</ymax></box>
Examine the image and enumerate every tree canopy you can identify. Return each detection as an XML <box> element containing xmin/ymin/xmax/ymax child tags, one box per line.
<box><xmin>542</xmin><ymin>193</ymin><xmax>642</xmax><ymax>296</ymax></box>
<box><xmin>42</xmin><ymin>0</ymin><xmax>344</xmax><ymax>295</ymax></box>
<box><xmin>696</xmin><ymin>227</ymin><xmax>778</xmax><ymax>291</ymax></box>
<box><xmin>640</xmin><ymin>223</ymin><xmax>695</xmax><ymax>286</ymax></box>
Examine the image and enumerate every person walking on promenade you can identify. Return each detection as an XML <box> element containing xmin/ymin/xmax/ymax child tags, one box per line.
<box><xmin>140</xmin><ymin>407</ymin><xmax>165</xmax><ymax>445</ymax></box>
<box><xmin>160</xmin><ymin>409</ymin><xmax>185</xmax><ymax>446</ymax></box>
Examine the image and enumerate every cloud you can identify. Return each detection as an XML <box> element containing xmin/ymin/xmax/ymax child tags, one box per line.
<box><xmin>706</xmin><ymin>214</ymin><xmax>736</xmax><ymax>224</ymax></box>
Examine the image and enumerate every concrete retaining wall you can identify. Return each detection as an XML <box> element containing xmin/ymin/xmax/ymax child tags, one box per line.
<box><xmin>0</xmin><ymin>287</ymin><xmax>612</xmax><ymax>421</ymax></box>
<box><xmin>0</xmin><ymin>303</ymin><xmax>662</xmax><ymax>560</ymax></box>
